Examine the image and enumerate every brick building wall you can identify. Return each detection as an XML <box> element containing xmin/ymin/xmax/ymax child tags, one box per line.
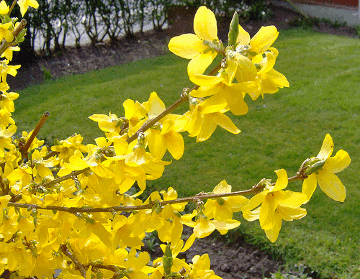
<box><xmin>290</xmin><ymin>0</ymin><xmax>358</xmax><ymax>8</ymax></box>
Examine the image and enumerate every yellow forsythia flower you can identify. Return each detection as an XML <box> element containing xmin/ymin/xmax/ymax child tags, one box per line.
<box><xmin>0</xmin><ymin>0</ymin><xmax>9</xmax><ymax>15</ymax></box>
<box><xmin>0</xmin><ymin>124</ymin><xmax>16</xmax><ymax>157</ymax></box>
<box><xmin>168</xmin><ymin>6</ymin><xmax>220</xmax><ymax>76</ymax></box>
<box><xmin>204</xmin><ymin>180</ymin><xmax>248</xmax><ymax>221</ymax></box>
<box><xmin>0</xmin><ymin>22</ymin><xmax>14</xmax><ymax>43</ymax></box>
<box><xmin>243</xmin><ymin>169</ymin><xmax>307</xmax><ymax>242</ymax></box>
<box><xmin>302</xmin><ymin>134</ymin><xmax>351</xmax><ymax>202</ymax></box>
<box><xmin>17</xmin><ymin>0</ymin><xmax>39</xmax><ymax>16</ymax></box>
<box><xmin>183</xmin><ymin>94</ymin><xmax>240</xmax><ymax>142</ymax></box>
<box><xmin>143</xmin><ymin>92</ymin><xmax>185</xmax><ymax>160</ymax></box>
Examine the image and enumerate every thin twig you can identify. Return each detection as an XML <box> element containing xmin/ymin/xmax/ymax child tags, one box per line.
<box><xmin>60</xmin><ymin>244</ymin><xmax>87</xmax><ymax>278</ymax></box>
<box><xmin>8</xmin><ymin>0</ymin><xmax>17</xmax><ymax>16</ymax></box>
<box><xmin>0</xmin><ymin>179</ymin><xmax>6</xmax><ymax>195</ymax></box>
<box><xmin>0</xmin><ymin>18</ymin><xmax>27</xmax><ymax>56</ymax></box>
<box><xmin>43</xmin><ymin>150</ymin><xmax>58</xmax><ymax>160</ymax></box>
<box><xmin>42</xmin><ymin>169</ymin><xmax>90</xmax><ymax>188</ymax></box>
<box><xmin>126</xmin><ymin>92</ymin><xmax>189</xmax><ymax>143</ymax></box>
<box><xmin>20</xmin><ymin>111</ymin><xmax>50</xmax><ymax>158</ymax></box>
<box><xmin>7</xmin><ymin>175</ymin><xmax>302</xmax><ymax>213</ymax></box>
<box><xmin>126</xmin><ymin>62</ymin><xmax>222</xmax><ymax>144</ymax></box>
<box><xmin>26</xmin><ymin>63</ymin><xmax>223</xmax><ymax>188</ymax></box>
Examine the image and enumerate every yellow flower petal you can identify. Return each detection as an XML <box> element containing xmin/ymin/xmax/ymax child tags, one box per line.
<box><xmin>197</xmin><ymin>115</ymin><xmax>217</xmax><ymax>142</ymax></box>
<box><xmin>192</xmin><ymin>83</ymin><xmax>222</xmax><ymax>98</ymax></box>
<box><xmin>190</xmin><ymin>73</ymin><xmax>222</xmax><ymax>87</ymax></box>
<box><xmin>194</xmin><ymin>217</ymin><xmax>216</xmax><ymax>238</ymax></box>
<box><xmin>186</xmin><ymin>108</ymin><xmax>203</xmax><ymax>137</ymax></box>
<box><xmin>236</xmin><ymin>24</ymin><xmax>250</xmax><ymax>45</ymax></box>
<box><xmin>260</xmin><ymin>69</ymin><xmax>289</xmax><ymax>94</ymax></box>
<box><xmin>0</xmin><ymin>1</ymin><xmax>9</xmax><ymax>15</ymax></box>
<box><xmin>317</xmin><ymin>170</ymin><xmax>346</xmax><ymax>202</ymax></box>
<box><xmin>234</xmin><ymin>53</ymin><xmax>257</xmax><ymax>82</ymax></box>
<box><xmin>302</xmin><ymin>173</ymin><xmax>317</xmax><ymax>203</ymax></box>
<box><xmin>257</xmin><ymin>47</ymin><xmax>278</xmax><ymax>75</ymax></box>
<box><xmin>250</xmin><ymin>26</ymin><xmax>279</xmax><ymax>54</ymax></box>
<box><xmin>146</xmin><ymin>92</ymin><xmax>165</xmax><ymax>117</ymax></box>
<box><xmin>278</xmin><ymin>206</ymin><xmax>307</xmax><ymax>221</ymax></box>
<box><xmin>125</xmin><ymin>146</ymin><xmax>150</xmax><ymax>166</ymax></box>
<box><xmin>63</xmin><ymin>275</ymin><xmax>85</xmax><ymax>279</ymax></box>
<box><xmin>271</xmin><ymin>169</ymin><xmax>288</xmax><ymax>192</ymax></box>
<box><xmin>168</xmin><ymin>34</ymin><xmax>205</xmax><ymax>59</ymax></box>
<box><xmin>147</xmin><ymin>129</ymin><xmax>165</xmax><ymax>160</ymax></box>
<box><xmin>213</xmin><ymin>180</ymin><xmax>231</xmax><ymax>194</ymax></box>
<box><xmin>199</xmin><ymin>94</ymin><xmax>227</xmax><ymax>114</ymax></box>
<box><xmin>323</xmin><ymin>150</ymin><xmax>351</xmax><ymax>174</ymax></box>
<box><xmin>243</xmin><ymin>191</ymin><xmax>268</xmax><ymax>212</ymax></box>
<box><xmin>18</xmin><ymin>0</ymin><xmax>39</xmax><ymax>16</ymax></box>
<box><xmin>188</xmin><ymin>51</ymin><xmax>218</xmax><ymax>77</ymax></box>
<box><xmin>194</xmin><ymin>6</ymin><xmax>218</xmax><ymax>41</ymax></box>
<box><xmin>237</xmin><ymin>81</ymin><xmax>260</xmax><ymax>101</ymax></box>
<box><xmin>264</xmin><ymin>211</ymin><xmax>282</xmax><ymax>243</ymax></box>
<box><xmin>317</xmin><ymin>133</ymin><xmax>334</xmax><ymax>160</ymax></box>
<box><xmin>213</xmin><ymin>203</ymin><xmax>233</xmax><ymax>220</ymax></box>
<box><xmin>276</xmin><ymin>191</ymin><xmax>307</xmax><ymax>208</ymax></box>
<box><xmin>260</xmin><ymin>194</ymin><xmax>277</xmax><ymax>230</ymax></box>
<box><xmin>221</xmin><ymin>84</ymin><xmax>249</xmax><ymax>116</ymax></box>
<box><xmin>243</xmin><ymin>207</ymin><xmax>260</xmax><ymax>222</ymax></box>
<box><xmin>212</xmin><ymin>219</ymin><xmax>240</xmax><ymax>234</ymax></box>
<box><xmin>212</xmin><ymin>112</ymin><xmax>240</xmax><ymax>134</ymax></box>
<box><xmin>181</xmin><ymin>233</ymin><xmax>196</xmax><ymax>252</ymax></box>
<box><xmin>165</xmin><ymin>132</ymin><xmax>184</xmax><ymax>160</ymax></box>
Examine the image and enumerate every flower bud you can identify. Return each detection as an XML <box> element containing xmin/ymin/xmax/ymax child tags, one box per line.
<box><xmin>228</xmin><ymin>11</ymin><xmax>239</xmax><ymax>46</ymax></box>
<box><xmin>163</xmin><ymin>243</ymin><xmax>173</xmax><ymax>275</ymax></box>
<box><xmin>300</xmin><ymin>157</ymin><xmax>326</xmax><ymax>177</ymax></box>
<box><xmin>216</xmin><ymin>197</ymin><xmax>225</xmax><ymax>205</ymax></box>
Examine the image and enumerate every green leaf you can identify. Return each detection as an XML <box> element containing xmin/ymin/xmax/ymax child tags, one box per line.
<box><xmin>228</xmin><ymin>12</ymin><xmax>239</xmax><ymax>47</ymax></box>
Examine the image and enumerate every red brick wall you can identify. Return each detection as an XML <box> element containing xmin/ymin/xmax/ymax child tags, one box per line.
<box><xmin>291</xmin><ymin>0</ymin><xmax>358</xmax><ymax>8</ymax></box>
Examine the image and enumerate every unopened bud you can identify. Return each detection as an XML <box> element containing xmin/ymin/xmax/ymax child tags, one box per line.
<box><xmin>181</xmin><ymin>88</ymin><xmax>190</xmax><ymax>100</ymax></box>
<box><xmin>301</xmin><ymin>157</ymin><xmax>326</xmax><ymax>176</ymax></box>
<box><xmin>137</xmin><ymin>132</ymin><xmax>145</xmax><ymax>146</ymax></box>
<box><xmin>221</xmin><ymin>57</ymin><xmax>227</xmax><ymax>69</ymax></box>
<box><xmin>163</xmin><ymin>243</ymin><xmax>173</xmax><ymax>275</ymax></box>
<box><xmin>217</xmin><ymin>197</ymin><xmax>225</xmax><ymax>205</ymax></box>
<box><xmin>152</xmin><ymin>122</ymin><xmax>162</xmax><ymax>131</ymax></box>
<box><xmin>254</xmin><ymin>178</ymin><xmax>272</xmax><ymax>190</ymax></box>
<box><xmin>228</xmin><ymin>11</ymin><xmax>239</xmax><ymax>46</ymax></box>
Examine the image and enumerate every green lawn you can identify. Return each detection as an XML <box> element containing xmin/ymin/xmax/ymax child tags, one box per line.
<box><xmin>15</xmin><ymin>28</ymin><xmax>360</xmax><ymax>278</ymax></box>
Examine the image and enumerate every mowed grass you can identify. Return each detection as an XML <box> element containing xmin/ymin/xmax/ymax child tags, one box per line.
<box><xmin>15</xmin><ymin>29</ymin><xmax>360</xmax><ymax>278</ymax></box>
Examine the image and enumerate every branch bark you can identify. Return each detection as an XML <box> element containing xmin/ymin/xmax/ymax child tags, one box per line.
<box><xmin>60</xmin><ymin>244</ymin><xmax>87</xmax><ymax>278</ymax></box>
<box><xmin>7</xmin><ymin>175</ymin><xmax>302</xmax><ymax>213</ymax></box>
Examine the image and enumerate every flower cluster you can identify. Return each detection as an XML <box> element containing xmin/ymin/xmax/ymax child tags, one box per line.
<box><xmin>169</xmin><ymin>6</ymin><xmax>289</xmax><ymax>141</ymax></box>
<box><xmin>0</xmin><ymin>3</ymin><xmax>351</xmax><ymax>279</ymax></box>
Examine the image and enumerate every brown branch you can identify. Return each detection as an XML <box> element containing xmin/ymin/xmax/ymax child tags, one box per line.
<box><xmin>87</xmin><ymin>263</ymin><xmax>121</xmax><ymax>272</ymax></box>
<box><xmin>8</xmin><ymin>0</ymin><xmax>17</xmax><ymax>16</ymax></box>
<box><xmin>0</xmin><ymin>179</ymin><xmax>6</xmax><ymax>195</ymax></box>
<box><xmin>42</xmin><ymin>169</ymin><xmax>90</xmax><ymax>188</ymax></box>
<box><xmin>126</xmin><ymin>91</ymin><xmax>189</xmax><ymax>144</ymax></box>
<box><xmin>7</xmin><ymin>188</ymin><xmax>260</xmax><ymax>213</ymax></box>
<box><xmin>60</xmin><ymin>244</ymin><xmax>87</xmax><ymax>278</ymax></box>
<box><xmin>7</xmin><ymin>174</ymin><xmax>302</xmax><ymax>214</ymax></box>
<box><xmin>126</xmin><ymin>62</ymin><xmax>222</xmax><ymax>144</ymax></box>
<box><xmin>43</xmin><ymin>150</ymin><xmax>58</xmax><ymax>160</ymax></box>
<box><xmin>9</xmin><ymin>169</ymin><xmax>90</xmax><ymax>203</ymax></box>
<box><xmin>0</xmin><ymin>18</ymin><xmax>27</xmax><ymax>56</ymax></box>
<box><xmin>20</xmin><ymin>111</ymin><xmax>50</xmax><ymax>158</ymax></box>
<box><xmin>24</xmin><ymin>63</ymin><xmax>223</xmax><ymax>189</ymax></box>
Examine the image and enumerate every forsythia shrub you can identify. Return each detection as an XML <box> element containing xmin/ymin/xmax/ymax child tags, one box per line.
<box><xmin>0</xmin><ymin>2</ymin><xmax>351</xmax><ymax>279</ymax></box>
